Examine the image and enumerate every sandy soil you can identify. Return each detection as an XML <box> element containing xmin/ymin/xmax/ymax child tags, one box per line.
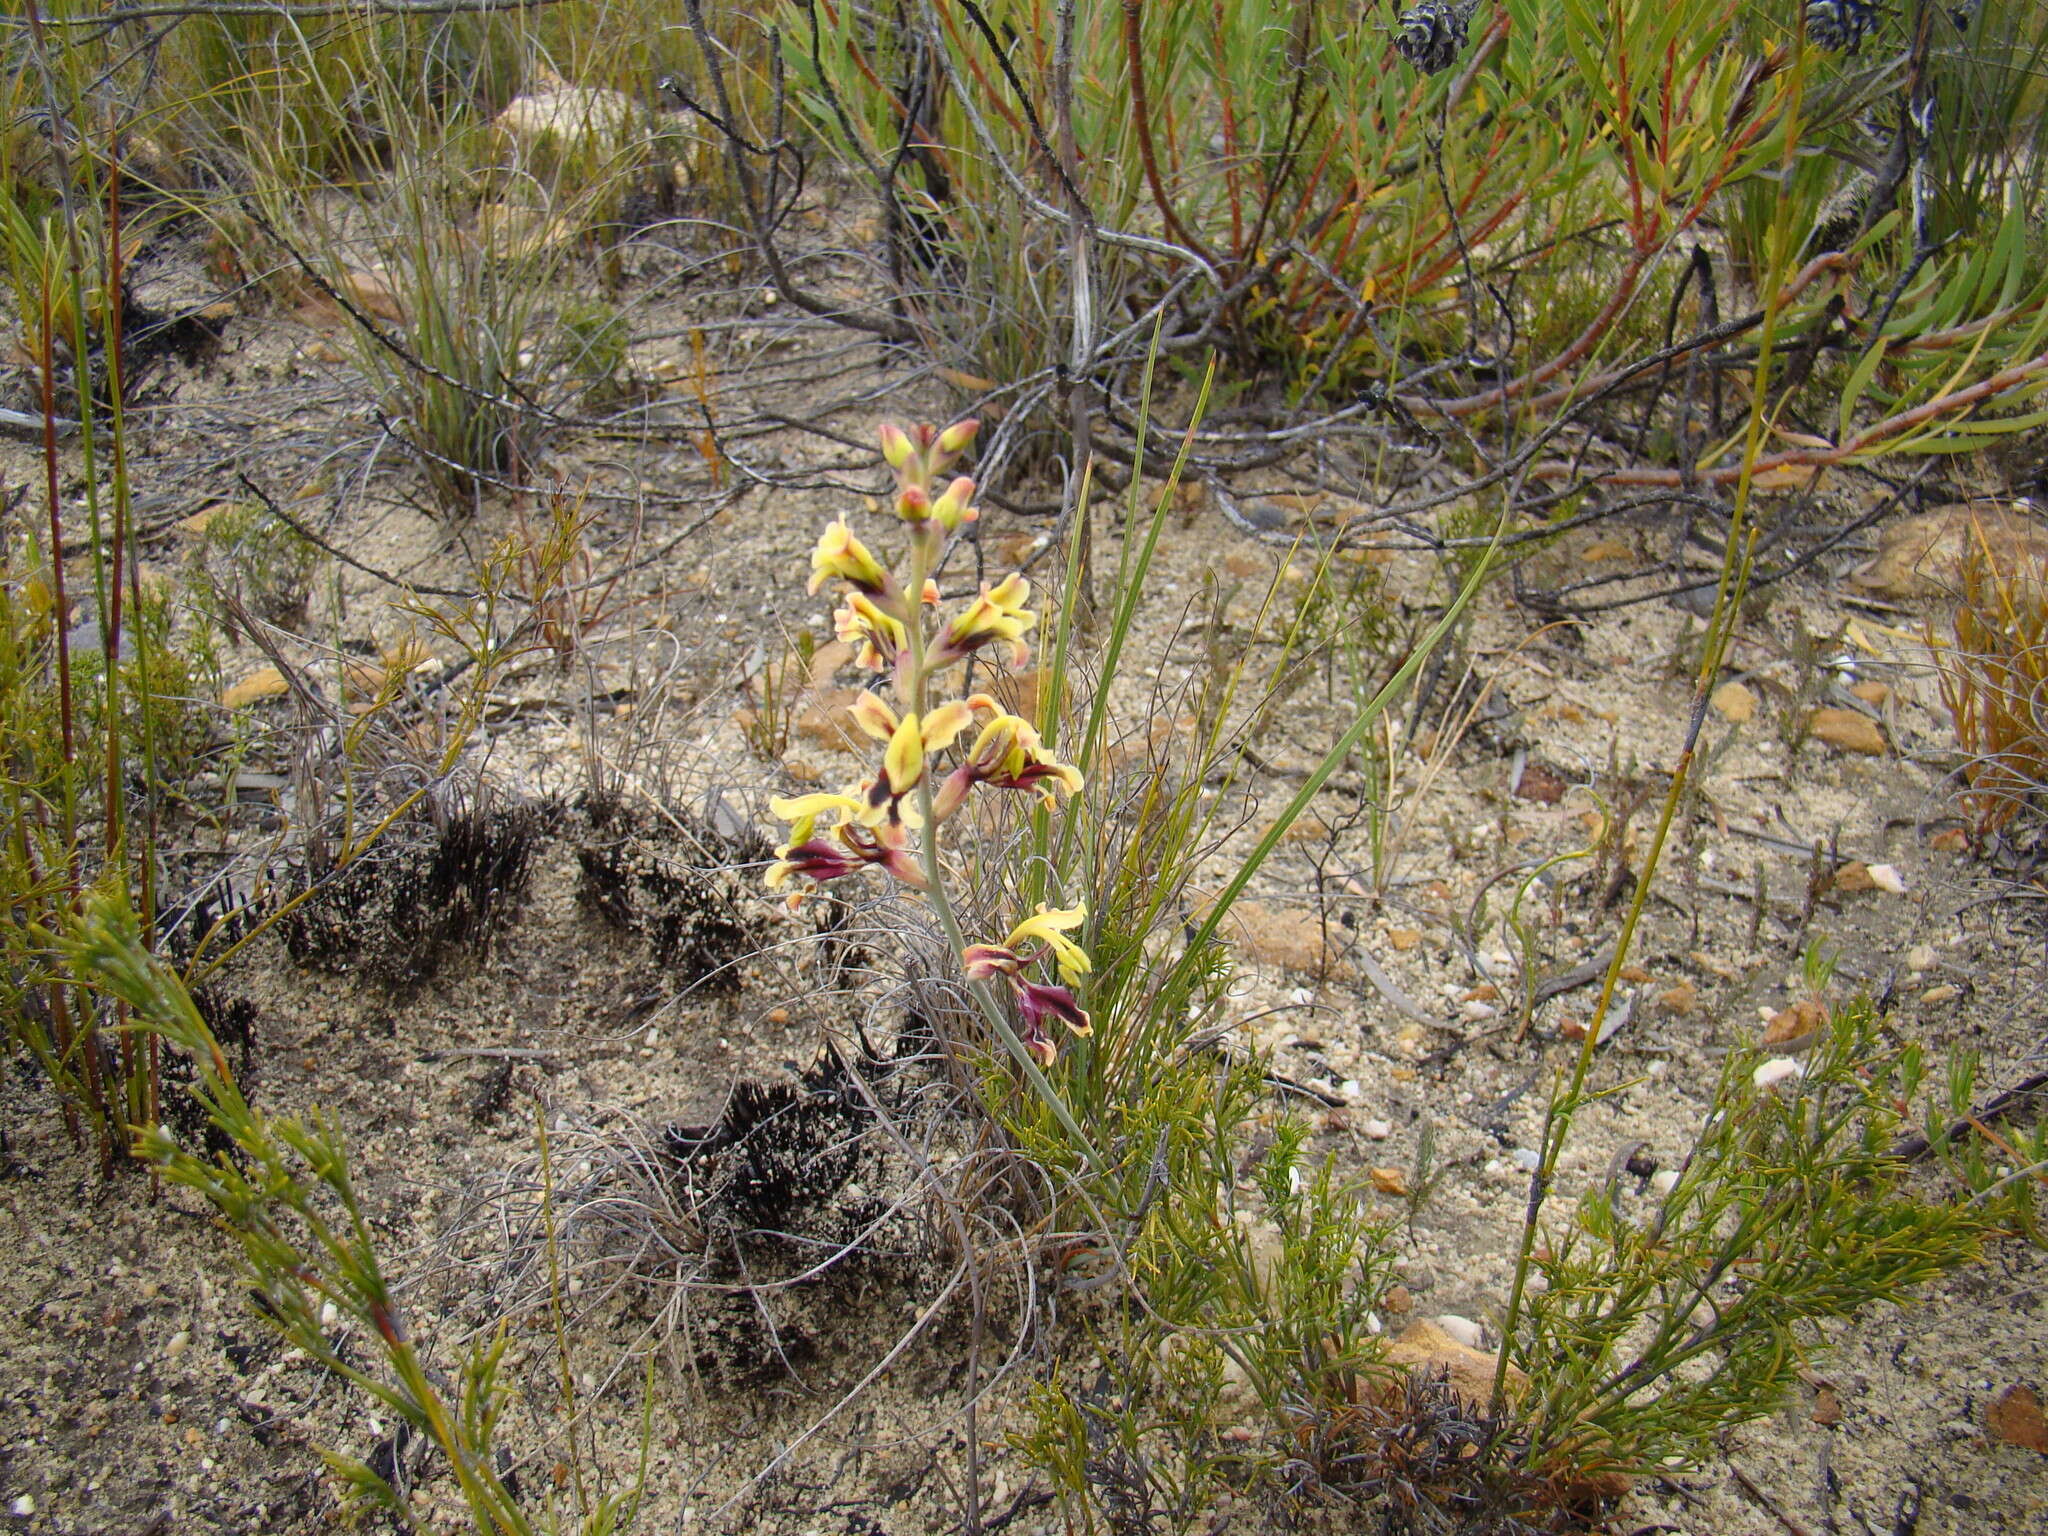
<box><xmin>3</xmin><ymin>214</ymin><xmax>2047</xmax><ymax>1536</ymax></box>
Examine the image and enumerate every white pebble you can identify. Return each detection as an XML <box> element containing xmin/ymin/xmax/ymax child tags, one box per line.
<box><xmin>1752</xmin><ymin>1057</ymin><xmax>1805</xmax><ymax>1092</ymax></box>
<box><xmin>1433</xmin><ymin>1313</ymin><xmax>1485</xmax><ymax>1349</ymax></box>
<box><xmin>1341</xmin><ymin>1079</ymin><xmax>1363</xmax><ymax>1101</ymax></box>
<box><xmin>1866</xmin><ymin>863</ymin><xmax>1906</xmax><ymax>894</ymax></box>
<box><xmin>1289</xmin><ymin>986</ymin><xmax>1315</xmax><ymax>1007</ymax></box>
<box><xmin>1906</xmin><ymin>945</ymin><xmax>1936</xmax><ymax>973</ymax></box>
<box><xmin>10</xmin><ymin>1496</ymin><xmax>34</xmax><ymax>1516</ymax></box>
<box><xmin>1650</xmin><ymin>1169</ymin><xmax>1681</xmax><ymax>1197</ymax></box>
<box><xmin>1362</xmin><ymin>1117</ymin><xmax>1393</xmax><ymax>1140</ymax></box>
<box><xmin>1510</xmin><ymin>1148</ymin><xmax>1541</xmax><ymax>1172</ymax></box>
<box><xmin>1460</xmin><ymin>1000</ymin><xmax>1497</xmax><ymax>1021</ymax></box>
<box><xmin>165</xmin><ymin>1330</ymin><xmax>190</xmax><ymax>1360</ymax></box>
<box><xmin>1646</xmin><ymin>1059</ymin><xmax>1668</xmax><ymax>1079</ymax></box>
<box><xmin>318</xmin><ymin>1301</ymin><xmax>338</xmax><ymax>1329</ymax></box>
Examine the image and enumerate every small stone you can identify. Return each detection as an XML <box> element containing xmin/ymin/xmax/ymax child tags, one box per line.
<box><xmin>1386</xmin><ymin>927</ymin><xmax>1423</xmax><ymax>952</ymax></box>
<box><xmin>1711</xmin><ymin>681</ymin><xmax>1757</xmax><ymax>723</ymax></box>
<box><xmin>1340</xmin><ymin>1079</ymin><xmax>1363</xmax><ymax>1101</ymax></box>
<box><xmin>1834</xmin><ymin>861</ymin><xmax>1905</xmax><ymax>895</ymax></box>
<box><xmin>9</xmin><ymin>1496</ymin><xmax>34</xmax><ymax>1516</ymax></box>
<box><xmin>1812</xmin><ymin>1386</ymin><xmax>1844</xmax><ymax>1426</ymax></box>
<box><xmin>1906</xmin><ymin>945</ymin><xmax>1937</xmax><ymax>973</ymax></box>
<box><xmin>1921</xmin><ymin>984</ymin><xmax>1960</xmax><ymax>1005</ymax></box>
<box><xmin>492</xmin><ymin>86</ymin><xmax>641</xmax><ymax>177</ymax></box>
<box><xmin>1513</xmin><ymin>761</ymin><xmax>1569</xmax><ymax>804</ymax></box>
<box><xmin>1509</xmin><ymin>1147</ymin><xmax>1540</xmax><ymax>1173</ymax></box>
<box><xmin>1396</xmin><ymin>1258</ymin><xmax>1435</xmax><ymax>1291</ymax></box>
<box><xmin>1649</xmin><ymin>1169</ymin><xmax>1681</xmax><ymax>1197</ymax></box>
<box><xmin>1848</xmin><ymin>680</ymin><xmax>1892</xmax><ymax>707</ymax></box>
<box><xmin>1658</xmin><ymin>981</ymin><xmax>1698</xmax><ymax>1015</ymax></box>
<box><xmin>765</xmin><ymin>1007</ymin><xmax>790</xmax><ymax>1026</ymax></box>
<box><xmin>1460</xmin><ymin>999</ymin><xmax>1497</xmax><ymax>1021</ymax></box>
<box><xmin>1431</xmin><ymin>1314</ymin><xmax>1485</xmax><ymax>1350</ymax></box>
<box><xmin>1362</xmin><ymin>1117</ymin><xmax>1393</xmax><ymax>1140</ymax></box>
<box><xmin>1763</xmin><ymin>998</ymin><xmax>1827</xmax><ymax>1048</ymax></box>
<box><xmin>1382</xmin><ymin>1284</ymin><xmax>1414</xmax><ymax>1314</ymax></box>
<box><xmin>1753</xmin><ymin>1057</ymin><xmax>1805</xmax><ymax>1092</ymax></box>
<box><xmin>165</xmin><ymin>1330</ymin><xmax>190</xmax><ymax>1360</ymax></box>
<box><xmin>1988</xmin><ymin>1384</ymin><xmax>2048</xmax><ymax>1453</ymax></box>
<box><xmin>1808</xmin><ymin>707</ymin><xmax>1887</xmax><ymax>755</ymax></box>
<box><xmin>1370</xmin><ymin>1167</ymin><xmax>1411</xmax><ymax>1197</ymax></box>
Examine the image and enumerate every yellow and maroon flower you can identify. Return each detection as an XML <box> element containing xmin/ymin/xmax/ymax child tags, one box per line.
<box><xmin>845</xmin><ymin>692</ymin><xmax>974</xmax><ymax>824</ymax></box>
<box><xmin>835</xmin><ymin>590</ymin><xmax>909</xmax><ymax>672</ymax></box>
<box><xmin>962</xmin><ymin>905</ymin><xmax>1093</xmax><ymax>1063</ymax></box>
<box><xmin>930</xmin><ymin>573</ymin><xmax>1035</xmax><ymax>670</ymax></box>
<box><xmin>1015</xmin><ymin>980</ymin><xmax>1091</xmax><ymax>1066</ymax></box>
<box><xmin>808</xmin><ymin>519</ymin><xmax>897</xmax><ymax>604</ymax></box>
<box><xmin>931</xmin><ymin>696</ymin><xmax>1082</xmax><ymax>821</ymax></box>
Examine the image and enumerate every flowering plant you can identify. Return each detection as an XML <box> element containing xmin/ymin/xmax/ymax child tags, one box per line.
<box><xmin>764</xmin><ymin>421</ymin><xmax>1091</xmax><ymax>1070</ymax></box>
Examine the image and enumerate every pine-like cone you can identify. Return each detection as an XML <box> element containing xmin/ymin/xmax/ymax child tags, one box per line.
<box><xmin>1805</xmin><ymin>0</ymin><xmax>1882</xmax><ymax>53</ymax></box>
<box><xmin>1394</xmin><ymin>0</ymin><xmax>1470</xmax><ymax>74</ymax></box>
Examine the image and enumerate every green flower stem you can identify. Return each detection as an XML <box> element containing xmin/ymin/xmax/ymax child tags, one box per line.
<box><xmin>902</xmin><ymin>522</ymin><xmax>1106</xmax><ymax>1177</ymax></box>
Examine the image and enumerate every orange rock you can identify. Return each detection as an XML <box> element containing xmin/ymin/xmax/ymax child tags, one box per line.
<box><xmin>1711</xmin><ymin>681</ymin><xmax>1758</xmax><ymax>723</ymax></box>
<box><xmin>1369</xmin><ymin>1167</ymin><xmax>1410</xmax><ymax>1197</ymax></box>
<box><xmin>1808</xmin><ymin>707</ymin><xmax>1887</xmax><ymax>755</ymax></box>
<box><xmin>1764</xmin><ymin>998</ymin><xmax>1827</xmax><ymax>1048</ymax></box>
<box><xmin>221</xmin><ymin>666</ymin><xmax>288</xmax><ymax>708</ymax></box>
<box><xmin>1851</xmin><ymin>504</ymin><xmax>2048</xmax><ymax>600</ymax></box>
<box><xmin>1387</xmin><ymin>928</ymin><xmax>1423</xmax><ymax>952</ymax></box>
<box><xmin>1213</xmin><ymin>901</ymin><xmax>1352</xmax><ymax>978</ymax></box>
<box><xmin>1381</xmin><ymin>1319</ymin><xmax>1527</xmax><ymax>1409</ymax></box>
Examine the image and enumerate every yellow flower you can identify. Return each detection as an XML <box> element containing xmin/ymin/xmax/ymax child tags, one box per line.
<box><xmin>932</xmin><ymin>573</ymin><xmax>1035</xmax><ymax>668</ymax></box>
<box><xmin>767</xmin><ymin>790</ymin><xmax>864</xmax><ymax>847</ymax></box>
<box><xmin>836</xmin><ymin>591</ymin><xmax>908</xmax><ymax>671</ymax></box>
<box><xmin>1003</xmin><ymin>904</ymin><xmax>1091</xmax><ymax>984</ymax></box>
<box><xmin>932</xmin><ymin>704</ymin><xmax>1082</xmax><ymax>820</ymax></box>
<box><xmin>845</xmin><ymin>693</ymin><xmax>978</xmax><ymax>824</ymax></box>
<box><xmin>808</xmin><ymin>519</ymin><xmax>894</xmax><ymax>599</ymax></box>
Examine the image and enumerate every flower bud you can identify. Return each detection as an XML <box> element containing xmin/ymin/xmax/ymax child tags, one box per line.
<box><xmin>896</xmin><ymin>484</ymin><xmax>932</xmax><ymax>523</ymax></box>
<box><xmin>931</xmin><ymin>476</ymin><xmax>978</xmax><ymax>531</ymax></box>
<box><xmin>879</xmin><ymin>423</ymin><xmax>916</xmax><ymax>472</ymax></box>
<box><xmin>936</xmin><ymin>418</ymin><xmax>980</xmax><ymax>457</ymax></box>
